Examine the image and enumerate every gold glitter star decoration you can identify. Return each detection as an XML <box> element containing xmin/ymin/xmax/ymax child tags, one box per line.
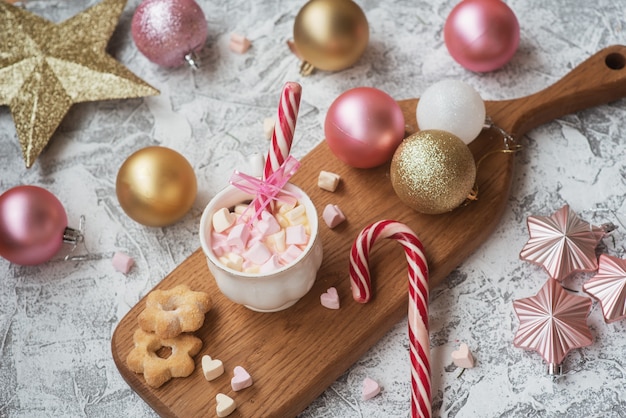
<box><xmin>0</xmin><ymin>0</ymin><xmax>159</xmax><ymax>168</ymax></box>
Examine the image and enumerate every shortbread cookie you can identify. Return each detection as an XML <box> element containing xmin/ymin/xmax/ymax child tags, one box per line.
<box><xmin>138</xmin><ymin>285</ymin><xmax>211</xmax><ymax>339</ymax></box>
<box><xmin>126</xmin><ymin>328</ymin><xmax>202</xmax><ymax>388</ymax></box>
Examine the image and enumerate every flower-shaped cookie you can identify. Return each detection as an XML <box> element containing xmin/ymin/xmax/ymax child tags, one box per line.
<box><xmin>138</xmin><ymin>284</ymin><xmax>212</xmax><ymax>339</ymax></box>
<box><xmin>126</xmin><ymin>328</ymin><xmax>202</xmax><ymax>388</ymax></box>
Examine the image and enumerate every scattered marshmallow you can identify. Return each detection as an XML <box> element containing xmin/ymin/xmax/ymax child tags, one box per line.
<box><xmin>112</xmin><ymin>251</ymin><xmax>134</xmax><ymax>274</ymax></box>
<box><xmin>231</xmin><ymin>366</ymin><xmax>253</xmax><ymax>391</ymax></box>
<box><xmin>322</xmin><ymin>204</ymin><xmax>346</xmax><ymax>229</ymax></box>
<box><xmin>202</xmin><ymin>355</ymin><xmax>224</xmax><ymax>381</ymax></box>
<box><xmin>318</xmin><ymin>170</ymin><xmax>341</xmax><ymax>192</ymax></box>
<box><xmin>213</xmin><ymin>207</ymin><xmax>236</xmax><ymax>233</ymax></box>
<box><xmin>229</xmin><ymin>33</ymin><xmax>251</xmax><ymax>54</ymax></box>
<box><xmin>320</xmin><ymin>287</ymin><xmax>340</xmax><ymax>309</ymax></box>
<box><xmin>451</xmin><ymin>342</ymin><xmax>475</xmax><ymax>369</ymax></box>
<box><xmin>362</xmin><ymin>377</ymin><xmax>381</xmax><ymax>401</ymax></box>
<box><xmin>263</xmin><ymin>117</ymin><xmax>275</xmax><ymax>140</ymax></box>
<box><xmin>247</xmin><ymin>153</ymin><xmax>265</xmax><ymax>178</ymax></box>
<box><xmin>216</xmin><ymin>393</ymin><xmax>237</xmax><ymax>417</ymax></box>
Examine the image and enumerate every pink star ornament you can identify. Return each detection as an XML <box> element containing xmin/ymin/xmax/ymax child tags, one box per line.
<box><xmin>520</xmin><ymin>205</ymin><xmax>606</xmax><ymax>281</ymax></box>
<box><xmin>513</xmin><ymin>279</ymin><xmax>593</xmax><ymax>375</ymax></box>
<box><xmin>583</xmin><ymin>254</ymin><xmax>626</xmax><ymax>323</ymax></box>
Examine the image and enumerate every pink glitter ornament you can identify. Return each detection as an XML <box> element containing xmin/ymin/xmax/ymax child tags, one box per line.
<box><xmin>444</xmin><ymin>0</ymin><xmax>520</xmax><ymax>72</ymax></box>
<box><xmin>131</xmin><ymin>0</ymin><xmax>208</xmax><ymax>68</ymax></box>
<box><xmin>0</xmin><ymin>186</ymin><xmax>82</xmax><ymax>265</ymax></box>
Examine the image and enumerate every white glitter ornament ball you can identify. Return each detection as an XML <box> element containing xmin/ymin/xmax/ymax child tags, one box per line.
<box><xmin>416</xmin><ymin>80</ymin><xmax>486</xmax><ymax>144</ymax></box>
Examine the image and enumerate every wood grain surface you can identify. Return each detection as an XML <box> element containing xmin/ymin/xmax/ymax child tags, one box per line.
<box><xmin>111</xmin><ymin>45</ymin><xmax>626</xmax><ymax>418</ymax></box>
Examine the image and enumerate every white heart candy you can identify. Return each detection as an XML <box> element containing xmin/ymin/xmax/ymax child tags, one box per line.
<box><xmin>202</xmin><ymin>355</ymin><xmax>224</xmax><ymax>381</ymax></box>
<box><xmin>216</xmin><ymin>393</ymin><xmax>236</xmax><ymax>417</ymax></box>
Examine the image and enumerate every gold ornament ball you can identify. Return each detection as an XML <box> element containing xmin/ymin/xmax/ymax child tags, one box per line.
<box><xmin>390</xmin><ymin>130</ymin><xmax>476</xmax><ymax>215</ymax></box>
<box><xmin>116</xmin><ymin>146</ymin><xmax>197</xmax><ymax>227</ymax></box>
<box><xmin>293</xmin><ymin>0</ymin><xmax>369</xmax><ymax>72</ymax></box>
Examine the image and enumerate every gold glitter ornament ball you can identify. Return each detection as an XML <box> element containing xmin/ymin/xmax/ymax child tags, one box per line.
<box><xmin>293</xmin><ymin>0</ymin><xmax>369</xmax><ymax>72</ymax></box>
<box><xmin>390</xmin><ymin>130</ymin><xmax>476</xmax><ymax>215</ymax></box>
<box><xmin>116</xmin><ymin>146</ymin><xmax>197</xmax><ymax>227</ymax></box>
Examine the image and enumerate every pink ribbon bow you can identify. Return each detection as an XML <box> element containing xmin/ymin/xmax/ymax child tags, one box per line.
<box><xmin>229</xmin><ymin>155</ymin><xmax>301</xmax><ymax>224</ymax></box>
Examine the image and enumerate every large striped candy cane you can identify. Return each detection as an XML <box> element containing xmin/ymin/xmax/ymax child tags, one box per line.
<box><xmin>263</xmin><ymin>81</ymin><xmax>302</xmax><ymax>180</ymax></box>
<box><xmin>256</xmin><ymin>82</ymin><xmax>302</xmax><ymax>215</ymax></box>
<box><xmin>350</xmin><ymin>220</ymin><xmax>431</xmax><ymax>418</ymax></box>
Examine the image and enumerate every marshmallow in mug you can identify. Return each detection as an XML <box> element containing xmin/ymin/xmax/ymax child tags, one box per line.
<box><xmin>209</xmin><ymin>196</ymin><xmax>311</xmax><ymax>274</ymax></box>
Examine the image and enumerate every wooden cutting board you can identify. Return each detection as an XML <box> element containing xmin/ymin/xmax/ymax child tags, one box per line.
<box><xmin>111</xmin><ymin>45</ymin><xmax>626</xmax><ymax>417</ymax></box>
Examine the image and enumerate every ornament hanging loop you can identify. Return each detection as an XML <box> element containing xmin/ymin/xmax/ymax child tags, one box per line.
<box><xmin>299</xmin><ymin>61</ymin><xmax>315</xmax><ymax>76</ymax></box>
<box><xmin>64</xmin><ymin>216</ymin><xmax>88</xmax><ymax>261</ymax></box>
<box><xmin>484</xmin><ymin>116</ymin><xmax>517</xmax><ymax>150</ymax></box>
<box><xmin>184</xmin><ymin>52</ymin><xmax>200</xmax><ymax>70</ymax></box>
<box><xmin>463</xmin><ymin>120</ymin><xmax>522</xmax><ymax>205</ymax></box>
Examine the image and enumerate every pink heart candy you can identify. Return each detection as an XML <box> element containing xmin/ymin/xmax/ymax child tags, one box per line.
<box><xmin>451</xmin><ymin>342</ymin><xmax>475</xmax><ymax>369</ymax></box>
<box><xmin>320</xmin><ymin>287</ymin><xmax>340</xmax><ymax>310</ymax></box>
<box><xmin>362</xmin><ymin>377</ymin><xmax>381</xmax><ymax>400</ymax></box>
<box><xmin>231</xmin><ymin>366</ymin><xmax>253</xmax><ymax>391</ymax></box>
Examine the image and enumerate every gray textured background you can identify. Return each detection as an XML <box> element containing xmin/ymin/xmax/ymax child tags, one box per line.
<box><xmin>1</xmin><ymin>0</ymin><xmax>626</xmax><ymax>417</ymax></box>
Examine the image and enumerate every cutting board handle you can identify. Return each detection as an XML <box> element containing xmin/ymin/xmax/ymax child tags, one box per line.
<box><xmin>500</xmin><ymin>44</ymin><xmax>626</xmax><ymax>138</ymax></box>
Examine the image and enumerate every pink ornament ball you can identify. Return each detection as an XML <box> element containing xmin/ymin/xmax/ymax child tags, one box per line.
<box><xmin>444</xmin><ymin>0</ymin><xmax>520</xmax><ymax>72</ymax></box>
<box><xmin>0</xmin><ymin>186</ymin><xmax>68</xmax><ymax>266</ymax></box>
<box><xmin>131</xmin><ymin>0</ymin><xmax>208</xmax><ymax>68</ymax></box>
<box><xmin>324</xmin><ymin>87</ymin><xmax>405</xmax><ymax>168</ymax></box>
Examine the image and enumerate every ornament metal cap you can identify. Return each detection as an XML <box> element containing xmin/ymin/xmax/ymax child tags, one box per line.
<box><xmin>547</xmin><ymin>363</ymin><xmax>563</xmax><ymax>377</ymax></box>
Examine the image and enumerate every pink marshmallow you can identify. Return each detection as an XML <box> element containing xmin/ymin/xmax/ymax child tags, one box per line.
<box><xmin>285</xmin><ymin>225</ymin><xmax>308</xmax><ymax>246</ymax></box>
<box><xmin>243</xmin><ymin>242</ymin><xmax>272</xmax><ymax>265</ymax></box>
<box><xmin>112</xmin><ymin>251</ymin><xmax>134</xmax><ymax>274</ymax></box>
<box><xmin>211</xmin><ymin>231</ymin><xmax>230</xmax><ymax>257</ymax></box>
<box><xmin>279</xmin><ymin>245</ymin><xmax>303</xmax><ymax>265</ymax></box>
<box><xmin>322</xmin><ymin>204</ymin><xmax>346</xmax><ymax>229</ymax></box>
<box><xmin>257</xmin><ymin>211</ymin><xmax>281</xmax><ymax>235</ymax></box>
<box><xmin>229</xmin><ymin>33</ymin><xmax>251</xmax><ymax>54</ymax></box>
<box><xmin>227</xmin><ymin>223</ymin><xmax>250</xmax><ymax>250</ymax></box>
<box><xmin>260</xmin><ymin>255</ymin><xmax>282</xmax><ymax>274</ymax></box>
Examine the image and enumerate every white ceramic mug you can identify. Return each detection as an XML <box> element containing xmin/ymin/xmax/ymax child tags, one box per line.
<box><xmin>199</xmin><ymin>182</ymin><xmax>323</xmax><ymax>312</ymax></box>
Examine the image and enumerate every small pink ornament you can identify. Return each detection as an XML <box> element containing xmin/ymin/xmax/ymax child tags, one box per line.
<box><xmin>0</xmin><ymin>186</ymin><xmax>81</xmax><ymax>265</ymax></box>
<box><xmin>131</xmin><ymin>0</ymin><xmax>208</xmax><ymax>68</ymax></box>
<box><xmin>513</xmin><ymin>278</ymin><xmax>593</xmax><ymax>376</ymax></box>
<box><xmin>325</xmin><ymin>87</ymin><xmax>405</xmax><ymax>168</ymax></box>
<box><xmin>444</xmin><ymin>0</ymin><xmax>520</xmax><ymax>72</ymax></box>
